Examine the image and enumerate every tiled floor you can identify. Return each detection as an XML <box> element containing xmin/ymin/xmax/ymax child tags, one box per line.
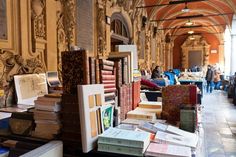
<box><xmin>202</xmin><ymin>90</ymin><xmax>236</xmax><ymax>157</ymax></box>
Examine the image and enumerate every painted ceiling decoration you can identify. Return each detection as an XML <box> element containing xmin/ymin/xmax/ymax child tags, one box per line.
<box><xmin>140</xmin><ymin>0</ymin><xmax>236</xmax><ymax>41</ymax></box>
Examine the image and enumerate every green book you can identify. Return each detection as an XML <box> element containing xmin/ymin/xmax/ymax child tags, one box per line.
<box><xmin>98</xmin><ymin>143</ymin><xmax>143</xmax><ymax>156</ymax></box>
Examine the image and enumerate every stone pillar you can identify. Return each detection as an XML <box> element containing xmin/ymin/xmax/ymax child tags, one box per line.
<box><xmin>230</xmin><ymin>15</ymin><xmax>236</xmax><ymax>75</ymax></box>
<box><xmin>231</xmin><ymin>34</ymin><xmax>236</xmax><ymax>74</ymax></box>
<box><xmin>218</xmin><ymin>43</ymin><xmax>224</xmax><ymax>70</ymax></box>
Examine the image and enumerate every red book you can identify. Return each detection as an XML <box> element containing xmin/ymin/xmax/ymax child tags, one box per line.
<box><xmin>101</xmin><ymin>80</ymin><xmax>116</xmax><ymax>84</ymax></box>
<box><xmin>104</xmin><ymin>88</ymin><xmax>117</xmax><ymax>93</ymax></box>
<box><xmin>99</xmin><ymin>59</ymin><xmax>114</xmax><ymax>66</ymax></box>
<box><xmin>100</xmin><ymin>64</ymin><xmax>114</xmax><ymax>71</ymax></box>
<box><xmin>101</xmin><ymin>75</ymin><xmax>115</xmax><ymax>80</ymax></box>
<box><xmin>101</xmin><ymin>70</ymin><xmax>113</xmax><ymax>75</ymax></box>
<box><xmin>132</xmin><ymin>81</ymin><xmax>141</xmax><ymax>110</ymax></box>
<box><xmin>104</xmin><ymin>84</ymin><xmax>116</xmax><ymax>88</ymax></box>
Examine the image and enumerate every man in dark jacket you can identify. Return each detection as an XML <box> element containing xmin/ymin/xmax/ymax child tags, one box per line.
<box><xmin>205</xmin><ymin>65</ymin><xmax>214</xmax><ymax>93</ymax></box>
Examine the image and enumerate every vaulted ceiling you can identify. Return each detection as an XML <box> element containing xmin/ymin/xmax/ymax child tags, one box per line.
<box><xmin>142</xmin><ymin>0</ymin><xmax>236</xmax><ymax>40</ymax></box>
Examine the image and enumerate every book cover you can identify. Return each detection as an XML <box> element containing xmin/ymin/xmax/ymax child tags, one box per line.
<box><xmin>138</xmin><ymin>122</ymin><xmax>159</xmax><ymax>134</ymax></box>
<box><xmin>126</xmin><ymin>110</ymin><xmax>156</xmax><ymax>121</ymax></box>
<box><xmin>138</xmin><ymin>101</ymin><xmax>162</xmax><ymax>109</ymax></box>
<box><xmin>100</xmin><ymin>105</ymin><xmax>114</xmax><ymax>132</ymax></box>
<box><xmin>145</xmin><ymin>142</ymin><xmax>191</xmax><ymax>157</ymax></box>
<box><xmin>155</xmin><ymin>131</ymin><xmax>197</xmax><ymax>148</ymax></box>
<box><xmin>98</xmin><ymin>127</ymin><xmax>150</xmax><ymax>149</ymax></box>
<box><xmin>62</xmin><ymin>50</ymin><xmax>90</xmax><ymax>94</ymax></box>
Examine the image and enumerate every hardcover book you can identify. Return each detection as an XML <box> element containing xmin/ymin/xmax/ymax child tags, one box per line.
<box><xmin>98</xmin><ymin>127</ymin><xmax>150</xmax><ymax>149</ymax></box>
<box><xmin>62</xmin><ymin>50</ymin><xmax>90</xmax><ymax>94</ymax></box>
<box><xmin>145</xmin><ymin>142</ymin><xmax>191</xmax><ymax>157</ymax></box>
<box><xmin>98</xmin><ymin>143</ymin><xmax>144</xmax><ymax>156</ymax></box>
<box><xmin>155</xmin><ymin>131</ymin><xmax>197</xmax><ymax>148</ymax></box>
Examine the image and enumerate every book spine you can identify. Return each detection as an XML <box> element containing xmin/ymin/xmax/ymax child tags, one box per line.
<box><xmin>102</xmin><ymin>80</ymin><xmax>116</xmax><ymax>84</ymax></box>
<box><xmin>101</xmin><ymin>70</ymin><xmax>113</xmax><ymax>75</ymax></box>
<box><xmin>104</xmin><ymin>88</ymin><xmax>116</xmax><ymax>93</ymax></box>
<box><xmin>104</xmin><ymin>84</ymin><xmax>116</xmax><ymax>88</ymax></box>
<box><xmin>83</xmin><ymin>50</ymin><xmax>90</xmax><ymax>84</ymax></box>
<box><xmin>126</xmin><ymin>113</ymin><xmax>155</xmax><ymax>121</ymax></box>
<box><xmin>101</xmin><ymin>75</ymin><xmax>115</xmax><ymax>80</ymax></box>
<box><xmin>89</xmin><ymin>57</ymin><xmax>96</xmax><ymax>84</ymax></box>
<box><xmin>99</xmin><ymin>59</ymin><xmax>115</xmax><ymax>66</ymax></box>
<box><xmin>98</xmin><ymin>143</ymin><xmax>143</xmax><ymax>156</ymax></box>
<box><xmin>100</xmin><ymin>64</ymin><xmax>114</xmax><ymax>71</ymax></box>
<box><xmin>98</xmin><ymin>138</ymin><xmax>143</xmax><ymax>149</ymax></box>
<box><xmin>95</xmin><ymin>59</ymin><xmax>100</xmax><ymax>84</ymax></box>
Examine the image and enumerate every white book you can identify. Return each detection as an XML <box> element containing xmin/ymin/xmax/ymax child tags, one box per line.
<box><xmin>145</xmin><ymin>142</ymin><xmax>191</xmax><ymax>157</ymax></box>
<box><xmin>155</xmin><ymin>131</ymin><xmax>197</xmax><ymax>148</ymax></box>
<box><xmin>153</xmin><ymin>122</ymin><xmax>168</xmax><ymax>132</ymax></box>
<box><xmin>98</xmin><ymin>127</ymin><xmax>150</xmax><ymax>149</ymax></box>
<box><xmin>14</xmin><ymin>74</ymin><xmax>48</xmax><ymax>106</ymax></box>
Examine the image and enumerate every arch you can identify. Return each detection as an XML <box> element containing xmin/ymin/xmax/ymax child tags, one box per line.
<box><xmin>110</xmin><ymin>12</ymin><xmax>132</xmax><ymax>51</ymax></box>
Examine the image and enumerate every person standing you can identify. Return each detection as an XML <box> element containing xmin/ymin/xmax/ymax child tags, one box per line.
<box><xmin>205</xmin><ymin>65</ymin><xmax>214</xmax><ymax>93</ymax></box>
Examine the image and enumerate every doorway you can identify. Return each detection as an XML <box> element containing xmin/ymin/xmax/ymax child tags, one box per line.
<box><xmin>110</xmin><ymin>13</ymin><xmax>130</xmax><ymax>52</ymax></box>
<box><xmin>188</xmin><ymin>50</ymin><xmax>202</xmax><ymax>68</ymax></box>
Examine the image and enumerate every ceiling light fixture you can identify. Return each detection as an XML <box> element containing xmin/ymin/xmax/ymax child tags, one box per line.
<box><xmin>182</xmin><ymin>2</ymin><xmax>190</xmax><ymax>12</ymax></box>
<box><xmin>185</xmin><ymin>19</ymin><xmax>193</xmax><ymax>26</ymax></box>
<box><xmin>188</xmin><ymin>30</ymin><xmax>194</xmax><ymax>34</ymax></box>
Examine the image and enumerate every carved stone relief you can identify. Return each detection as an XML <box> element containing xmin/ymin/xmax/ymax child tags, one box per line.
<box><xmin>59</xmin><ymin>0</ymin><xmax>76</xmax><ymax>49</ymax></box>
<box><xmin>31</xmin><ymin>0</ymin><xmax>46</xmax><ymax>40</ymax></box>
<box><xmin>0</xmin><ymin>49</ymin><xmax>45</xmax><ymax>107</ymax></box>
<box><xmin>97</xmin><ymin>1</ymin><xmax>107</xmax><ymax>57</ymax></box>
<box><xmin>56</xmin><ymin>0</ymin><xmax>76</xmax><ymax>80</ymax></box>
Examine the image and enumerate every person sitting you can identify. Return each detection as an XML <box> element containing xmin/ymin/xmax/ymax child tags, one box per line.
<box><xmin>151</xmin><ymin>66</ymin><xmax>161</xmax><ymax>79</ymax></box>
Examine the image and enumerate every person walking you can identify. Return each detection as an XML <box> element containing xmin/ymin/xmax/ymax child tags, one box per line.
<box><xmin>205</xmin><ymin>65</ymin><xmax>214</xmax><ymax>93</ymax></box>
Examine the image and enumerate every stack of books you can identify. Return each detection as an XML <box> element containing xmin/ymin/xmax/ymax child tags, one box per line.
<box><xmin>60</xmin><ymin>94</ymin><xmax>82</xmax><ymax>155</ymax></box>
<box><xmin>99</xmin><ymin>59</ymin><xmax>116</xmax><ymax>105</ymax></box>
<box><xmin>98</xmin><ymin>127</ymin><xmax>150</xmax><ymax>156</ymax></box>
<box><xmin>32</xmin><ymin>94</ymin><xmax>61</xmax><ymax>139</ymax></box>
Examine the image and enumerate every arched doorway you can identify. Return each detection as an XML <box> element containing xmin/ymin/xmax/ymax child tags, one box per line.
<box><xmin>110</xmin><ymin>13</ymin><xmax>130</xmax><ymax>52</ymax></box>
<box><xmin>181</xmin><ymin>35</ymin><xmax>210</xmax><ymax>69</ymax></box>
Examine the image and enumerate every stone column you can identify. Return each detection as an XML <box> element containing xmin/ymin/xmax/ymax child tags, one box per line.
<box><xmin>218</xmin><ymin>43</ymin><xmax>224</xmax><ymax>70</ymax></box>
<box><xmin>231</xmin><ymin>34</ymin><xmax>236</xmax><ymax>74</ymax></box>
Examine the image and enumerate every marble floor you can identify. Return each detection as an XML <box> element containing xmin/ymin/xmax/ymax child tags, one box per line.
<box><xmin>202</xmin><ymin>90</ymin><xmax>236</xmax><ymax>157</ymax></box>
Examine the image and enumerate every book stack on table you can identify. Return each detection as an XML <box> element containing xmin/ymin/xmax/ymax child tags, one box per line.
<box><xmin>98</xmin><ymin>127</ymin><xmax>150</xmax><ymax>156</ymax></box>
<box><xmin>32</xmin><ymin>94</ymin><xmax>62</xmax><ymax>139</ymax></box>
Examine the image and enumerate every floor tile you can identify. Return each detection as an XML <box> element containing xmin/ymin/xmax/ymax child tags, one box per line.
<box><xmin>202</xmin><ymin>90</ymin><xmax>236</xmax><ymax>157</ymax></box>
